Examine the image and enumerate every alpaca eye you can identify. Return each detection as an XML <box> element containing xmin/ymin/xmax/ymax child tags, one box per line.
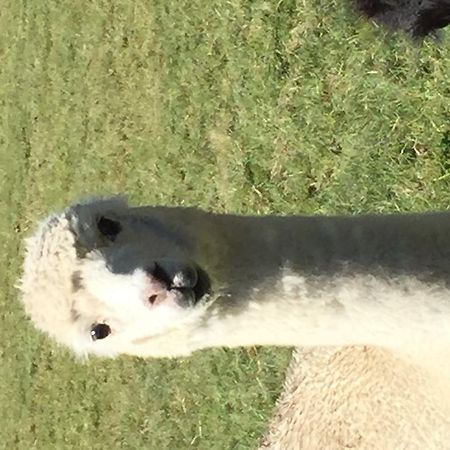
<box><xmin>97</xmin><ymin>216</ymin><xmax>121</xmax><ymax>241</ymax></box>
<box><xmin>90</xmin><ymin>323</ymin><xmax>111</xmax><ymax>341</ymax></box>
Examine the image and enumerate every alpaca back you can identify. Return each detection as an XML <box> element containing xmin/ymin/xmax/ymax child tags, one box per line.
<box><xmin>260</xmin><ymin>346</ymin><xmax>450</xmax><ymax>450</ymax></box>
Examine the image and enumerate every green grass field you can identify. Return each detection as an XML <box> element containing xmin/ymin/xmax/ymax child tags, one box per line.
<box><xmin>1</xmin><ymin>1</ymin><xmax>449</xmax><ymax>448</ymax></box>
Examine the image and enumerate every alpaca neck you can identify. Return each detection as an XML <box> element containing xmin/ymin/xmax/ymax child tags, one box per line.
<box><xmin>188</xmin><ymin>212</ymin><xmax>450</xmax><ymax>365</ymax></box>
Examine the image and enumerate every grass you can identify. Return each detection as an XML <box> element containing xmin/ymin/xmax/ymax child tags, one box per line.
<box><xmin>1</xmin><ymin>0</ymin><xmax>449</xmax><ymax>448</ymax></box>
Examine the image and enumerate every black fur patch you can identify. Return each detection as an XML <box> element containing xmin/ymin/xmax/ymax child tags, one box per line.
<box><xmin>355</xmin><ymin>0</ymin><xmax>450</xmax><ymax>36</ymax></box>
<box><xmin>415</xmin><ymin>1</ymin><xmax>450</xmax><ymax>36</ymax></box>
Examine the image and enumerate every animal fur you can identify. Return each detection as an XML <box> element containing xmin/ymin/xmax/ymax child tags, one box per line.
<box><xmin>260</xmin><ymin>347</ymin><xmax>450</xmax><ymax>449</ymax></box>
<box><xmin>19</xmin><ymin>197</ymin><xmax>450</xmax><ymax>448</ymax></box>
<box><xmin>355</xmin><ymin>0</ymin><xmax>450</xmax><ymax>36</ymax></box>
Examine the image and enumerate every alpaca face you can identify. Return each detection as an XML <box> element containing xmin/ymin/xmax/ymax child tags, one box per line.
<box><xmin>20</xmin><ymin>197</ymin><xmax>450</xmax><ymax>361</ymax></box>
<box><xmin>70</xmin><ymin>239</ymin><xmax>209</xmax><ymax>357</ymax></box>
<box><xmin>20</xmin><ymin>199</ymin><xmax>211</xmax><ymax>357</ymax></box>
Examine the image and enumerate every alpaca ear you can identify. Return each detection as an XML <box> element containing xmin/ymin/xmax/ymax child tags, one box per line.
<box><xmin>66</xmin><ymin>196</ymin><xmax>128</xmax><ymax>252</ymax></box>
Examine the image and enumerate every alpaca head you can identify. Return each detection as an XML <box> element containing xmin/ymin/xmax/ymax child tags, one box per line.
<box><xmin>19</xmin><ymin>197</ymin><xmax>212</xmax><ymax>358</ymax></box>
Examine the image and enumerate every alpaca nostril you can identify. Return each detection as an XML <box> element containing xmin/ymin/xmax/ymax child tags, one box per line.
<box><xmin>151</xmin><ymin>263</ymin><xmax>171</xmax><ymax>288</ymax></box>
<box><xmin>148</xmin><ymin>294</ymin><xmax>158</xmax><ymax>305</ymax></box>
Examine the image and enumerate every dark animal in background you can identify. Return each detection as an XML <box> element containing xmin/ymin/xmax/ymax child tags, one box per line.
<box><xmin>355</xmin><ymin>0</ymin><xmax>450</xmax><ymax>37</ymax></box>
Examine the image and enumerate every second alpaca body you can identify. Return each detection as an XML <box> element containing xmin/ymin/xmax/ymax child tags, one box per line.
<box><xmin>260</xmin><ymin>346</ymin><xmax>450</xmax><ymax>449</ymax></box>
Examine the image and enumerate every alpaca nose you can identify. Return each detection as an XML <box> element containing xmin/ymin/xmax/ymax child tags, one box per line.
<box><xmin>149</xmin><ymin>260</ymin><xmax>199</xmax><ymax>290</ymax></box>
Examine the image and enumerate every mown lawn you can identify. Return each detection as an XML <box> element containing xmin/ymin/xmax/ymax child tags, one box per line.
<box><xmin>1</xmin><ymin>1</ymin><xmax>449</xmax><ymax>449</ymax></box>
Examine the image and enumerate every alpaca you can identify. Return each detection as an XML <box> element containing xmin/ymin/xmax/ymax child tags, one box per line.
<box><xmin>20</xmin><ymin>197</ymin><xmax>450</xmax><ymax>448</ymax></box>
<box><xmin>260</xmin><ymin>347</ymin><xmax>450</xmax><ymax>449</ymax></box>
<box><xmin>354</xmin><ymin>0</ymin><xmax>450</xmax><ymax>37</ymax></box>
